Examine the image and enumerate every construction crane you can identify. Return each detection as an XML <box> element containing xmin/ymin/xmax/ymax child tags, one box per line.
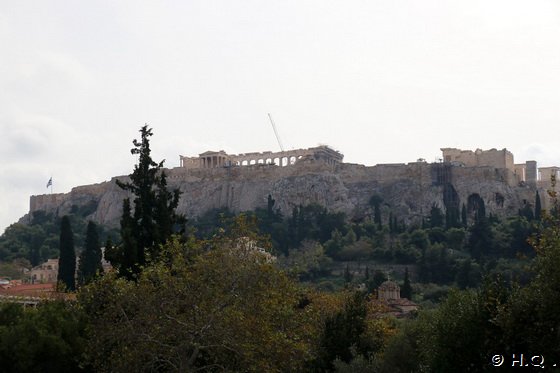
<box><xmin>268</xmin><ymin>113</ymin><xmax>285</xmax><ymax>152</ymax></box>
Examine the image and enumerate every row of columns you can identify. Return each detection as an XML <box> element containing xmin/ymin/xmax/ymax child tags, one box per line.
<box><xmin>235</xmin><ymin>156</ymin><xmax>300</xmax><ymax>167</ymax></box>
<box><xmin>200</xmin><ymin>155</ymin><xmax>228</xmax><ymax>169</ymax></box>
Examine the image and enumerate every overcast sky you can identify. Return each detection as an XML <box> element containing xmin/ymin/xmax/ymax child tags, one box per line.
<box><xmin>1</xmin><ymin>1</ymin><xmax>560</xmax><ymax>233</ymax></box>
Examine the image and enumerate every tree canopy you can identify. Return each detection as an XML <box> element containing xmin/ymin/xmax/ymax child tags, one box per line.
<box><xmin>57</xmin><ymin>216</ymin><xmax>76</xmax><ymax>291</ymax></box>
<box><xmin>113</xmin><ymin>125</ymin><xmax>184</xmax><ymax>278</ymax></box>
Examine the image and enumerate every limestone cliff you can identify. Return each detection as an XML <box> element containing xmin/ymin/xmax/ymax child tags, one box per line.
<box><xmin>26</xmin><ymin>161</ymin><xmax>538</xmax><ymax>228</ymax></box>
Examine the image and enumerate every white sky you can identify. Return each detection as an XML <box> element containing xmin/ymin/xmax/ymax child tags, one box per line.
<box><xmin>1</xmin><ymin>0</ymin><xmax>560</xmax><ymax>233</ymax></box>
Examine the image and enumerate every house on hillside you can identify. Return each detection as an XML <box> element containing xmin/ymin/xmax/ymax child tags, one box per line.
<box><xmin>29</xmin><ymin>259</ymin><xmax>59</xmax><ymax>284</ymax></box>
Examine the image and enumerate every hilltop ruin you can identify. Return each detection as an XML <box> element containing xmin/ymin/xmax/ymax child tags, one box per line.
<box><xmin>26</xmin><ymin>146</ymin><xmax>558</xmax><ymax>229</ymax></box>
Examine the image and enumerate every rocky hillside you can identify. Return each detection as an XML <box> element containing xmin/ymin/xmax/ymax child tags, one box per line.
<box><xmin>25</xmin><ymin>160</ymin><xmax>538</xmax><ymax>228</ymax></box>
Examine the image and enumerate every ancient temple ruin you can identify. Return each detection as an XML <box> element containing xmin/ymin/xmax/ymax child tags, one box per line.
<box><xmin>179</xmin><ymin>145</ymin><xmax>343</xmax><ymax>169</ymax></box>
<box><xmin>441</xmin><ymin>147</ymin><xmax>557</xmax><ymax>187</ymax></box>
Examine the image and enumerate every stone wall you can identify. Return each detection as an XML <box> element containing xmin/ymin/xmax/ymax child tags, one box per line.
<box><xmin>26</xmin><ymin>159</ymin><xmax>537</xmax><ymax>229</ymax></box>
<box><xmin>441</xmin><ymin>147</ymin><xmax>514</xmax><ymax>171</ymax></box>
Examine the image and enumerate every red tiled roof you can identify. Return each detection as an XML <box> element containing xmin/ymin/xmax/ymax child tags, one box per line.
<box><xmin>0</xmin><ymin>283</ymin><xmax>55</xmax><ymax>295</ymax></box>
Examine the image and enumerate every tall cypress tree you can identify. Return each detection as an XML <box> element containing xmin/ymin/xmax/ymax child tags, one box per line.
<box><xmin>77</xmin><ymin>221</ymin><xmax>103</xmax><ymax>286</ymax></box>
<box><xmin>370</xmin><ymin>195</ymin><xmax>383</xmax><ymax>229</ymax></box>
<box><xmin>461</xmin><ymin>203</ymin><xmax>468</xmax><ymax>227</ymax></box>
<box><xmin>115</xmin><ymin>125</ymin><xmax>183</xmax><ymax>278</ymax></box>
<box><xmin>535</xmin><ymin>190</ymin><xmax>542</xmax><ymax>221</ymax></box>
<box><xmin>401</xmin><ymin>267</ymin><xmax>413</xmax><ymax>299</ymax></box>
<box><xmin>57</xmin><ymin>216</ymin><xmax>76</xmax><ymax>291</ymax></box>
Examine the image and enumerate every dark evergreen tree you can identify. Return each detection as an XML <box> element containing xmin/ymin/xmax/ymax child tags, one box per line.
<box><xmin>119</xmin><ymin>198</ymin><xmax>139</xmax><ymax>279</ymax></box>
<box><xmin>429</xmin><ymin>204</ymin><xmax>445</xmax><ymax>228</ymax></box>
<box><xmin>445</xmin><ymin>206</ymin><xmax>460</xmax><ymax>229</ymax></box>
<box><xmin>344</xmin><ymin>264</ymin><xmax>353</xmax><ymax>284</ymax></box>
<box><xmin>314</xmin><ymin>292</ymin><xmax>369</xmax><ymax>371</ymax></box>
<box><xmin>369</xmin><ymin>195</ymin><xmax>383</xmax><ymax>229</ymax></box>
<box><xmin>519</xmin><ymin>203</ymin><xmax>534</xmax><ymax>221</ymax></box>
<box><xmin>57</xmin><ymin>216</ymin><xmax>76</xmax><ymax>291</ymax></box>
<box><xmin>368</xmin><ymin>270</ymin><xmax>388</xmax><ymax>292</ymax></box>
<box><xmin>77</xmin><ymin>221</ymin><xmax>103</xmax><ymax>287</ymax></box>
<box><xmin>115</xmin><ymin>125</ymin><xmax>183</xmax><ymax>278</ymax></box>
<box><xmin>535</xmin><ymin>190</ymin><xmax>542</xmax><ymax>221</ymax></box>
<box><xmin>475</xmin><ymin>199</ymin><xmax>486</xmax><ymax>221</ymax></box>
<box><xmin>467</xmin><ymin>215</ymin><xmax>493</xmax><ymax>262</ymax></box>
<box><xmin>401</xmin><ymin>267</ymin><xmax>413</xmax><ymax>299</ymax></box>
<box><xmin>461</xmin><ymin>203</ymin><xmax>467</xmax><ymax>227</ymax></box>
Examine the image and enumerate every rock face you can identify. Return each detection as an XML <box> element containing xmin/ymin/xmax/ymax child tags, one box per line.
<box><xmin>26</xmin><ymin>160</ymin><xmax>538</xmax><ymax>228</ymax></box>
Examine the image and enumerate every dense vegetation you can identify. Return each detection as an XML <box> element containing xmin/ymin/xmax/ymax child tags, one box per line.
<box><xmin>1</xmin><ymin>126</ymin><xmax>558</xmax><ymax>371</ymax></box>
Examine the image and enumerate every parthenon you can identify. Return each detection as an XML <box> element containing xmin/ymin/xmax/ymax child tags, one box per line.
<box><xmin>180</xmin><ymin>145</ymin><xmax>343</xmax><ymax>169</ymax></box>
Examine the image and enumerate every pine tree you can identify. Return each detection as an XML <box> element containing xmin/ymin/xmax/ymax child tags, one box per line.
<box><xmin>401</xmin><ymin>267</ymin><xmax>412</xmax><ymax>299</ymax></box>
<box><xmin>77</xmin><ymin>221</ymin><xmax>103</xmax><ymax>286</ymax></box>
<box><xmin>535</xmin><ymin>190</ymin><xmax>542</xmax><ymax>221</ymax></box>
<box><xmin>57</xmin><ymin>216</ymin><xmax>76</xmax><ymax>291</ymax></box>
<box><xmin>115</xmin><ymin>125</ymin><xmax>183</xmax><ymax>278</ymax></box>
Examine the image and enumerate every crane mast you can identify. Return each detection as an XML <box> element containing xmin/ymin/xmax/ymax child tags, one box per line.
<box><xmin>268</xmin><ymin>113</ymin><xmax>285</xmax><ymax>152</ymax></box>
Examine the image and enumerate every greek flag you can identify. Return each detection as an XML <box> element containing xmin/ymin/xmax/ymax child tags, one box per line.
<box><xmin>46</xmin><ymin>177</ymin><xmax>52</xmax><ymax>188</ymax></box>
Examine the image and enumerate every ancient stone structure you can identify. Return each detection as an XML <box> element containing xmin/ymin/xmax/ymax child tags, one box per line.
<box><xmin>377</xmin><ymin>280</ymin><xmax>418</xmax><ymax>317</ymax></box>
<box><xmin>377</xmin><ymin>280</ymin><xmax>400</xmax><ymax>300</ymax></box>
<box><xmin>29</xmin><ymin>259</ymin><xmax>58</xmax><ymax>284</ymax></box>
<box><xmin>180</xmin><ymin>145</ymin><xmax>343</xmax><ymax>169</ymax></box>
<box><xmin>441</xmin><ymin>147</ymin><xmax>514</xmax><ymax>170</ymax></box>
<box><xmin>25</xmin><ymin>146</ymin><xmax>560</xmax><ymax>231</ymax></box>
<box><xmin>539</xmin><ymin>166</ymin><xmax>560</xmax><ymax>183</ymax></box>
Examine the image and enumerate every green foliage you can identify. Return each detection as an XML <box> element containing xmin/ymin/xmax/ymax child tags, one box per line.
<box><xmin>375</xmin><ymin>320</ymin><xmax>422</xmax><ymax>373</ymax></box>
<box><xmin>314</xmin><ymin>292</ymin><xmax>368</xmax><ymax>371</ymax></box>
<box><xmin>407</xmin><ymin>229</ymin><xmax>429</xmax><ymax>252</ymax></box>
<box><xmin>81</xmin><ymin>217</ymin><xmax>314</xmax><ymax>372</ymax></box>
<box><xmin>0</xmin><ymin>210</ymin><xmax>117</xmax><ymax>267</ymax></box>
<box><xmin>429</xmin><ymin>204</ymin><xmax>445</xmax><ymax>228</ymax></box>
<box><xmin>0</xmin><ymin>217</ymin><xmax>56</xmax><ymax>266</ymax></box>
<box><xmin>0</xmin><ymin>259</ymin><xmax>29</xmax><ymax>279</ymax></box>
<box><xmin>467</xmin><ymin>216</ymin><xmax>493</xmax><ymax>261</ymax></box>
<box><xmin>367</xmin><ymin>270</ymin><xmax>387</xmax><ymax>293</ymax></box>
<box><xmin>419</xmin><ymin>278</ymin><xmax>510</xmax><ymax>371</ymax></box>
<box><xmin>401</xmin><ymin>267</ymin><xmax>412</xmax><ymax>299</ymax></box>
<box><xmin>312</xmin><ymin>292</ymin><xmax>396</xmax><ymax>371</ymax></box>
<box><xmin>77</xmin><ymin>221</ymin><xmax>103</xmax><ymax>287</ymax></box>
<box><xmin>455</xmin><ymin>259</ymin><xmax>482</xmax><ymax>289</ymax></box>
<box><xmin>369</xmin><ymin>194</ymin><xmax>383</xmax><ymax>228</ymax></box>
<box><xmin>186</xmin><ymin>207</ymin><xmax>235</xmax><ymax>239</ymax></box>
<box><xmin>497</xmin><ymin>206</ymin><xmax>560</xmax><ymax>360</ymax></box>
<box><xmin>518</xmin><ymin>203</ymin><xmax>535</xmax><ymax>221</ymax></box>
<box><xmin>278</xmin><ymin>240</ymin><xmax>333</xmax><ymax>281</ymax></box>
<box><xmin>535</xmin><ymin>190</ymin><xmax>542</xmax><ymax>221</ymax></box>
<box><xmin>114</xmin><ymin>125</ymin><xmax>184</xmax><ymax>278</ymax></box>
<box><xmin>0</xmin><ymin>301</ymin><xmax>88</xmax><ymax>372</ymax></box>
<box><xmin>343</xmin><ymin>264</ymin><xmax>353</xmax><ymax>284</ymax></box>
<box><xmin>461</xmin><ymin>203</ymin><xmax>468</xmax><ymax>226</ymax></box>
<box><xmin>57</xmin><ymin>216</ymin><xmax>76</xmax><ymax>291</ymax></box>
<box><xmin>446</xmin><ymin>227</ymin><xmax>466</xmax><ymax>251</ymax></box>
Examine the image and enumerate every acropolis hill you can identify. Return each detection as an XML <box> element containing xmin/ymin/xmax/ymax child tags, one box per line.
<box><xmin>26</xmin><ymin>146</ymin><xmax>559</xmax><ymax>228</ymax></box>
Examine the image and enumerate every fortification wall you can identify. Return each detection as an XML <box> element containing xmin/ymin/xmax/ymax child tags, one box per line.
<box><xmin>26</xmin><ymin>159</ymin><xmax>537</xmax><ymax>229</ymax></box>
<box><xmin>441</xmin><ymin>148</ymin><xmax>514</xmax><ymax>171</ymax></box>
